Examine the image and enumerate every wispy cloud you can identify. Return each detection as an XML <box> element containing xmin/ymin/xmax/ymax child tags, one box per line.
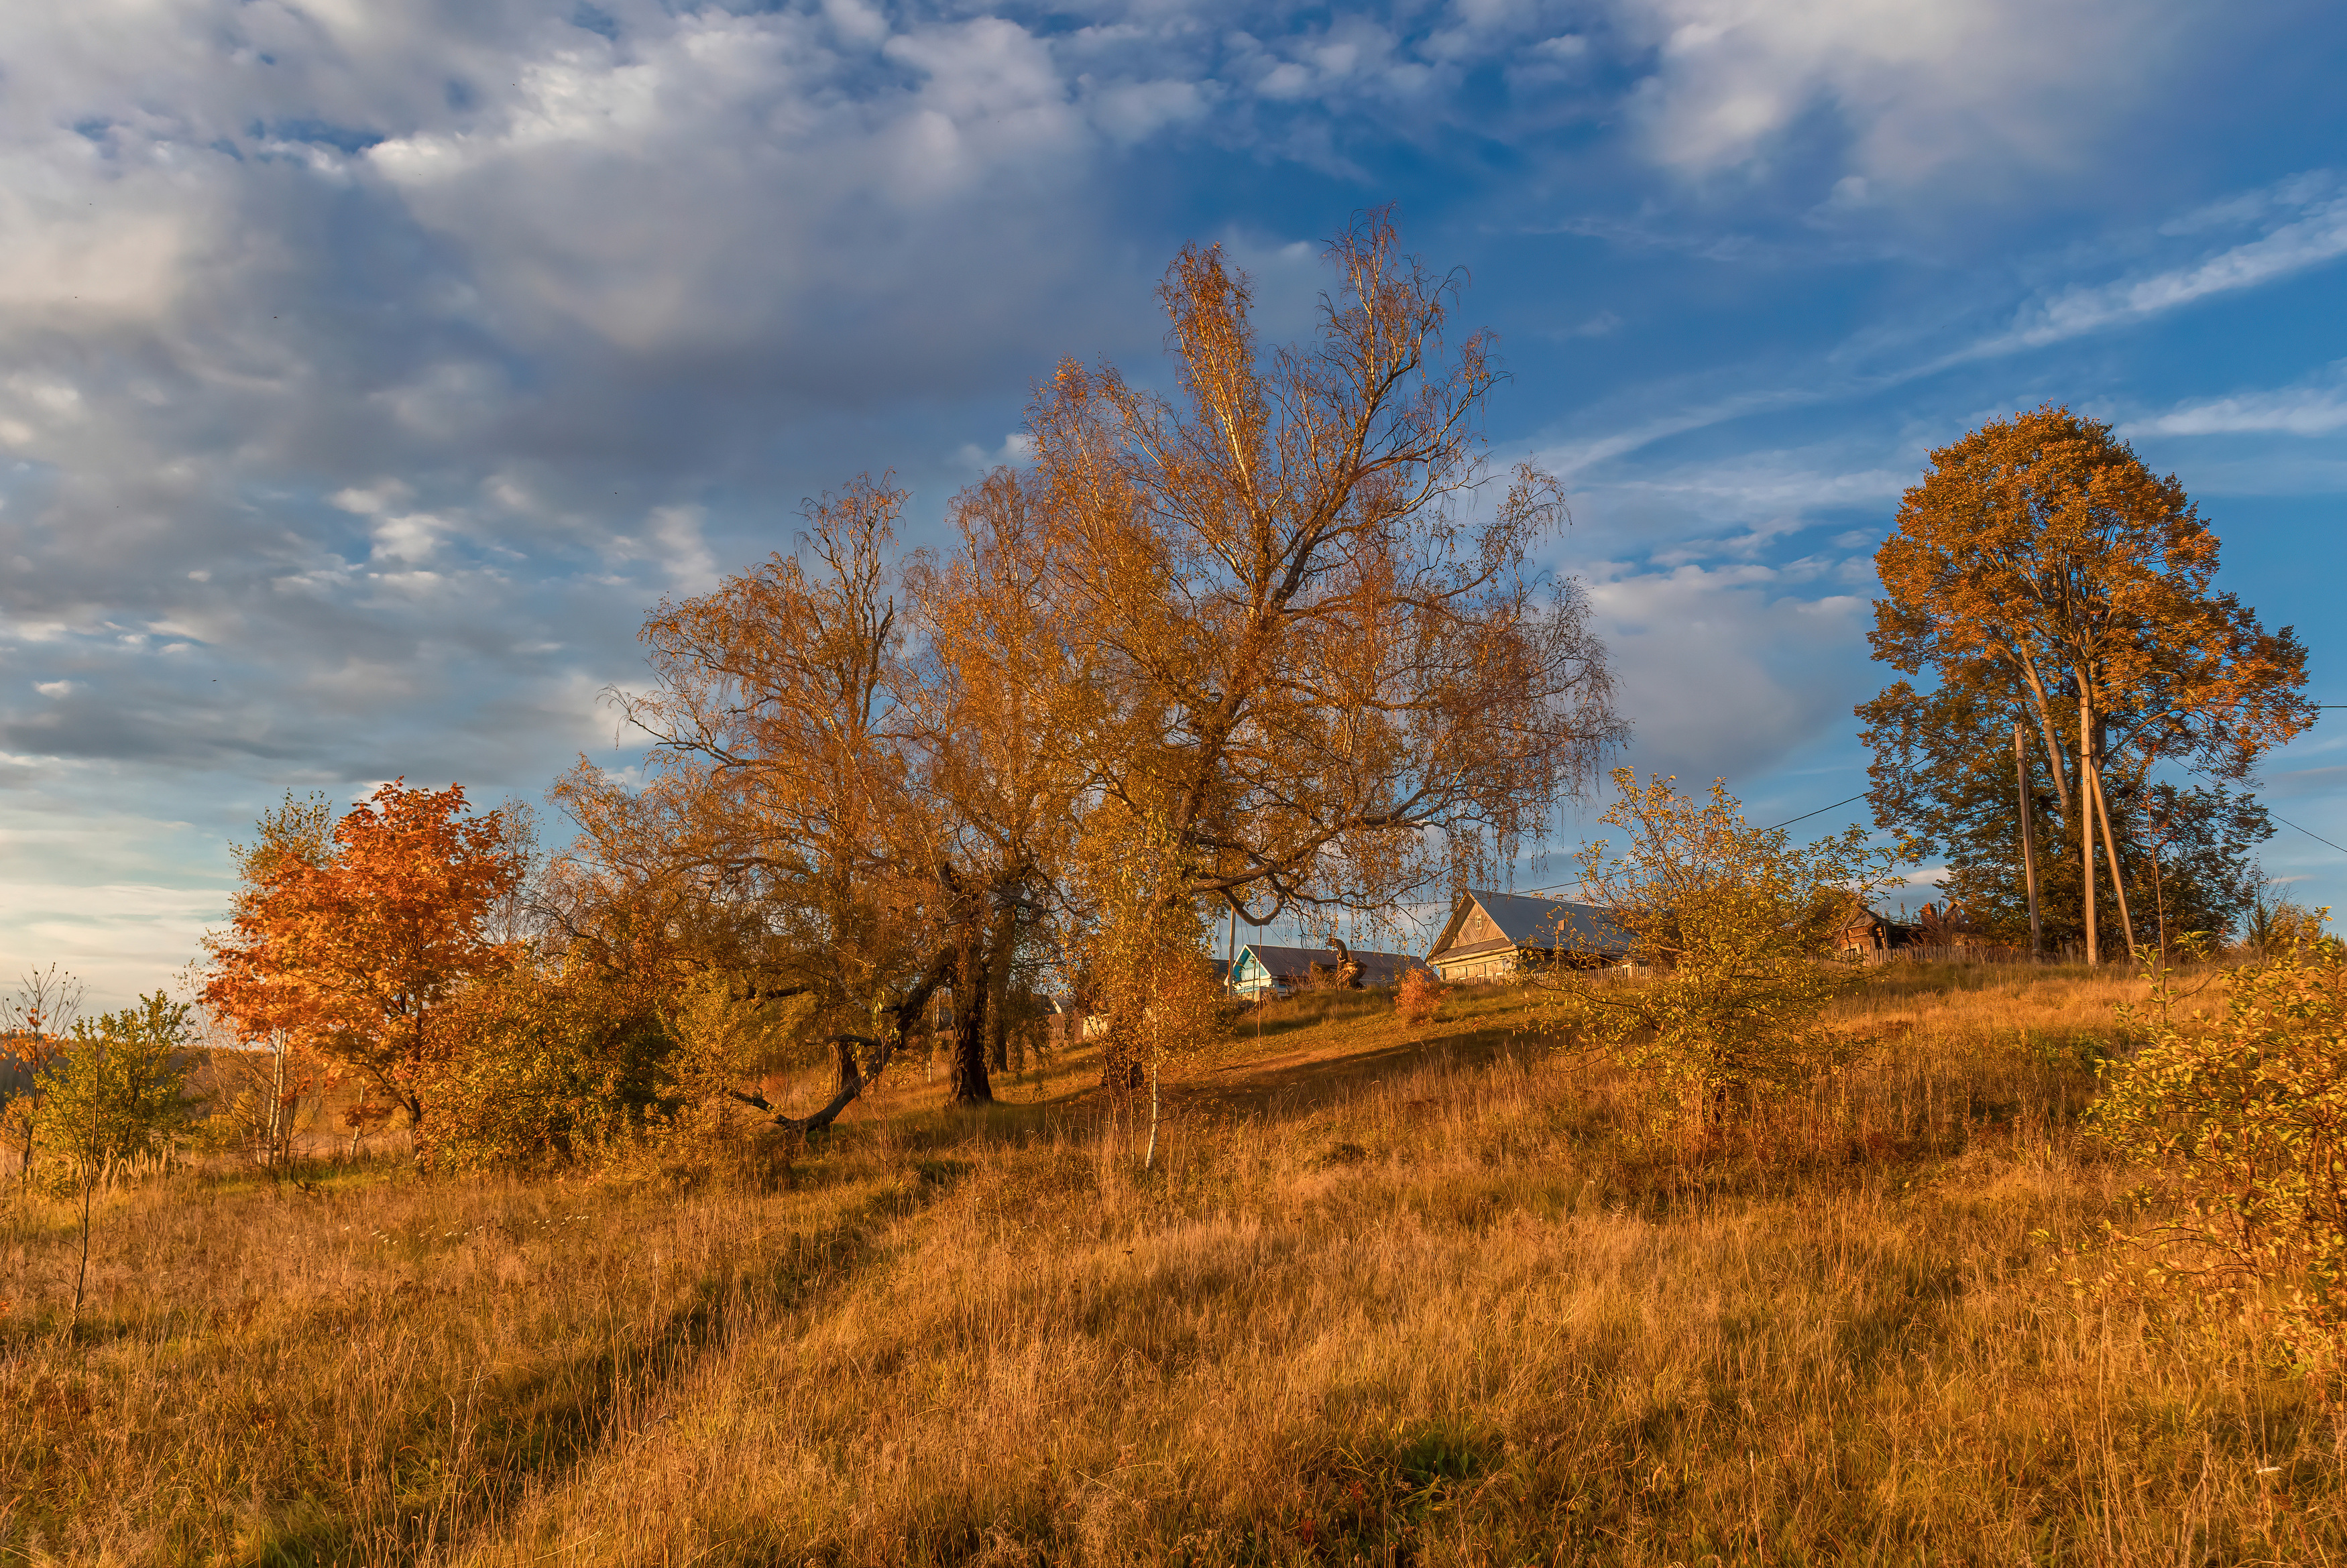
<box><xmin>1965</xmin><ymin>176</ymin><xmax>2347</xmax><ymax>359</ymax></box>
<box><xmin>2124</xmin><ymin>363</ymin><xmax>2347</xmax><ymax>438</ymax></box>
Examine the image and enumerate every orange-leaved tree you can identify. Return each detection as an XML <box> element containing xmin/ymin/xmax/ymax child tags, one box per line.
<box><xmin>1862</xmin><ymin>407</ymin><xmax>2311</xmax><ymax>962</ymax></box>
<box><xmin>205</xmin><ymin>782</ymin><xmax>526</xmax><ymax>1134</ymax></box>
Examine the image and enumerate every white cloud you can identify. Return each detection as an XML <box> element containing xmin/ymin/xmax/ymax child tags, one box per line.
<box><xmin>1088</xmin><ymin>78</ymin><xmax>1212</xmax><ymax>144</ymax></box>
<box><xmin>1585</xmin><ymin>560</ymin><xmax>1874</xmax><ymax>787</ymax></box>
<box><xmin>1619</xmin><ymin>0</ymin><xmax>2174</xmax><ymax>183</ymax></box>
<box><xmin>369</xmin><ymin>512</ymin><xmax>451</xmax><ymax>564</ymax></box>
<box><xmin>0</xmin><ymin>876</ymin><xmax>226</xmax><ymax>1008</ymax></box>
<box><xmin>2124</xmin><ymin>365</ymin><xmax>2347</xmax><ymax>438</ymax></box>
<box><xmin>331</xmin><ymin>481</ymin><xmax>412</xmax><ymax>516</ymax></box>
<box><xmin>1978</xmin><ymin>184</ymin><xmax>2347</xmax><ymax>355</ymax></box>
<box><xmin>602</xmin><ymin>505</ymin><xmax>718</xmax><ymax>595</ymax></box>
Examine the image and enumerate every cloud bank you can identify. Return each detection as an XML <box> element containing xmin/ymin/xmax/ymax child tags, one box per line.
<box><xmin>0</xmin><ymin>0</ymin><xmax>2334</xmax><ymax>996</ymax></box>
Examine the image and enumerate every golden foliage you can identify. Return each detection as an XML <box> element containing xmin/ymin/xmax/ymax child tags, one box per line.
<box><xmin>1552</xmin><ymin>770</ymin><xmax>1902</xmax><ymax>1122</ymax></box>
<box><xmin>2090</xmin><ymin>918</ymin><xmax>2347</xmax><ymax>1366</ymax></box>
<box><xmin>1394</xmin><ymin>965</ymin><xmax>1445</xmax><ymax>1026</ymax></box>
<box><xmin>1863</xmin><ymin>405</ymin><xmax>2312</xmax><ymax>960</ymax></box>
<box><xmin>558</xmin><ymin>215</ymin><xmax>1623</xmax><ymax>1124</ymax></box>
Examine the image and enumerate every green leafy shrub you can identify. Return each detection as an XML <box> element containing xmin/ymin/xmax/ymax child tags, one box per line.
<box><xmin>32</xmin><ymin>992</ymin><xmax>205</xmax><ymax>1183</ymax></box>
<box><xmin>2090</xmin><ymin>918</ymin><xmax>2347</xmax><ymax>1358</ymax></box>
<box><xmin>1554</xmin><ymin>770</ymin><xmax>1902</xmax><ymax>1124</ymax></box>
<box><xmin>412</xmin><ymin>967</ymin><xmax>675</xmax><ymax>1172</ymax></box>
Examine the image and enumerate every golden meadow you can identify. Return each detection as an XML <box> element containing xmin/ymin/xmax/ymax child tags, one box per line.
<box><xmin>5</xmin><ymin>962</ymin><xmax>2340</xmax><ymax>1567</ymax></box>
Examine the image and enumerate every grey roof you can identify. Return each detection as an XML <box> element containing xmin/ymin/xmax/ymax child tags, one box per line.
<box><xmin>1237</xmin><ymin>944</ymin><xmax>1430</xmax><ymax>987</ymax></box>
<box><xmin>1436</xmin><ymin>890</ymin><xmax>1634</xmax><ymax>959</ymax></box>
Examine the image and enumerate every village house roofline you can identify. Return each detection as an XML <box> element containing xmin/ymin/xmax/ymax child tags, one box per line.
<box><xmin>1428</xmin><ymin>888</ymin><xmax>1634</xmax><ymax>963</ymax></box>
<box><xmin>1230</xmin><ymin>943</ymin><xmax>1429</xmax><ymax>988</ymax></box>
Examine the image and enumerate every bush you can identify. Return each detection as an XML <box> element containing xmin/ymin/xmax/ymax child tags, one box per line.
<box><xmin>1394</xmin><ymin>968</ymin><xmax>1444</xmax><ymax>1026</ymax></box>
<box><xmin>1552</xmin><ymin>771</ymin><xmax>1902</xmax><ymax>1124</ymax></box>
<box><xmin>412</xmin><ymin>967</ymin><xmax>675</xmax><ymax>1172</ymax></box>
<box><xmin>32</xmin><ymin>993</ymin><xmax>205</xmax><ymax>1181</ymax></box>
<box><xmin>2090</xmin><ymin>920</ymin><xmax>2347</xmax><ymax>1355</ymax></box>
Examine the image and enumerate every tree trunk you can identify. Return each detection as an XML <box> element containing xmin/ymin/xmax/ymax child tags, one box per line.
<box><xmin>2088</xmin><ymin>759</ymin><xmax>2138</xmax><ymax>958</ymax></box>
<box><xmin>984</xmin><ymin>905</ymin><xmax>1017</xmax><ymax>1075</ymax></box>
<box><xmin>1143</xmin><ymin>1061</ymin><xmax>1161</xmax><ymax>1171</ymax></box>
<box><xmin>1099</xmin><ymin>1026</ymin><xmax>1145</xmax><ymax>1096</ymax></box>
<box><xmin>2014</xmin><ymin>722</ymin><xmax>2043</xmax><ymax>959</ymax></box>
<box><xmin>946</xmin><ymin>953</ymin><xmax>994</xmax><ymax>1107</ymax></box>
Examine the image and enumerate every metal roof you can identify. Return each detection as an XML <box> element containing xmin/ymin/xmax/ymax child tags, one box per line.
<box><xmin>1236</xmin><ymin>944</ymin><xmax>1430</xmax><ymax>987</ymax></box>
<box><xmin>1434</xmin><ymin>890</ymin><xmax>1634</xmax><ymax>959</ymax></box>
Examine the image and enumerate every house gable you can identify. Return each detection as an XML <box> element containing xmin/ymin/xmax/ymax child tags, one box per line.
<box><xmin>1428</xmin><ymin>889</ymin><xmax>1633</xmax><ymax>977</ymax></box>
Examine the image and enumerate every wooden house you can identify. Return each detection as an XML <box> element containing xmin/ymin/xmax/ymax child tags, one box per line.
<box><xmin>1228</xmin><ymin>943</ymin><xmax>1428</xmax><ymax>999</ymax></box>
<box><xmin>1831</xmin><ymin>901</ymin><xmax>2008</xmax><ymax>961</ymax></box>
<box><xmin>1426</xmin><ymin>890</ymin><xmax>1633</xmax><ymax>981</ymax></box>
<box><xmin>1831</xmin><ymin>906</ymin><xmax>1908</xmax><ymax>961</ymax></box>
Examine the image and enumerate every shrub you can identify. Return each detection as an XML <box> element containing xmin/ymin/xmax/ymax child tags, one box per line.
<box><xmin>2091</xmin><ymin>919</ymin><xmax>2347</xmax><ymax>1354</ymax></box>
<box><xmin>1395</xmin><ymin>967</ymin><xmax>1444</xmax><ymax>1026</ymax></box>
<box><xmin>32</xmin><ymin>993</ymin><xmax>205</xmax><ymax>1181</ymax></box>
<box><xmin>1552</xmin><ymin>770</ymin><xmax>1902</xmax><ymax>1124</ymax></box>
<box><xmin>412</xmin><ymin>967</ymin><xmax>675</xmax><ymax>1172</ymax></box>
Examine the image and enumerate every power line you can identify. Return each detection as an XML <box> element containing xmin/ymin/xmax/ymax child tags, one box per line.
<box><xmin>1758</xmin><ymin>792</ymin><xmax>1872</xmax><ymax>833</ymax></box>
<box><xmin>2275</xmin><ymin>813</ymin><xmax>2347</xmax><ymax>857</ymax></box>
<box><xmin>1499</xmin><ymin>789</ymin><xmax>1877</xmax><ymax>900</ymax></box>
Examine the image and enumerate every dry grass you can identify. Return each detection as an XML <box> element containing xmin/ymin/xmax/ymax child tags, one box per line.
<box><xmin>5</xmin><ymin>964</ymin><xmax>2344</xmax><ymax>1566</ymax></box>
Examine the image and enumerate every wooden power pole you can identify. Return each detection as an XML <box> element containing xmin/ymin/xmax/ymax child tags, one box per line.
<box><xmin>2013</xmin><ymin>722</ymin><xmax>2043</xmax><ymax>960</ymax></box>
<box><xmin>2079</xmin><ymin>696</ymin><xmax>2097</xmax><ymax>966</ymax></box>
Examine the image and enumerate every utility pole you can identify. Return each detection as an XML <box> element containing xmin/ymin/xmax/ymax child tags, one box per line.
<box><xmin>2014</xmin><ymin>722</ymin><xmax>2043</xmax><ymax>960</ymax></box>
<box><xmin>2079</xmin><ymin>692</ymin><xmax>2097</xmax><ymax>966</ymax></box>
<box><xmin>1226</xmin><ymin>904</ymin><xmax>1237</xmax><ymax>997</ymax></box>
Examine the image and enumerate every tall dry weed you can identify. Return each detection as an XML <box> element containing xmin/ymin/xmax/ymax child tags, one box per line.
<box><xmin>3</xmin><ymin>963</ymin><xmax>2340</xmax><ymax>1566</ymax></box>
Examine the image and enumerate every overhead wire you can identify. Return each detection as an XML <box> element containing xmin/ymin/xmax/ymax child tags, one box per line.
<box><xmin>1501</xmin><ymin>789</ymin><xmax>1878</xmax><ymax>899</ymax></box>
<box><xmin>2274</xmin><ymin>814</ymin><xmax>2347</xmax><ymax>857</ymax></box>
<box><xmin>1757</xmin><ymin>792</ymin><xmax>1872</xmax><ymax>833</ymax></box>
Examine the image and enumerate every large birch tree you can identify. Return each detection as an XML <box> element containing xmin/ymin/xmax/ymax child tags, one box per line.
<box><xmin>559</xmin><ymin>215</ymin><xmax>1625</xmax><ymax>1120</ymax></box>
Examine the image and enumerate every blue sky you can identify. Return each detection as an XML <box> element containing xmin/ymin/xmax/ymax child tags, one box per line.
<box><xmin>1</xmin><ymin>0</ymin><xmax>2342</xmax><ymax>999</ymax></box>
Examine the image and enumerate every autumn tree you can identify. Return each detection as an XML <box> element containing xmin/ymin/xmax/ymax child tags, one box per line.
<box><xmin>560</xmin><ymin>214</ymin><xmax>1621</xmax><ymax>1128</ymax></box>
<box><xmin>1019</xmin><ymin>213</ymin><xmax>1623</xmax><ymax>1085</ymax></box>
<box><xmin>204</xmin><ymin>782</ymin><xmax>526</xmax><ymax>1134</ymax></box>
<box><xmin>198</xmin><ymin>794</ymin><xmax>341</xmax><ymax>1170</ymax></box>
<box><xmin>1860</xmin><ymin>407</ymin><xmax>2312</xmax><ymax>961</ymax></box>
<box><xmin>556</xmin><ymin>477</ymin><xmax>1039</xmax><ymax>1122</ymax></box>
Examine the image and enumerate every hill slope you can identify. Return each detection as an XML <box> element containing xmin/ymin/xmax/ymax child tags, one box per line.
<box><xmin>5</xmin><ymin>966</ymin><xmax>2340</xmax><ymax>1565</ymax></box>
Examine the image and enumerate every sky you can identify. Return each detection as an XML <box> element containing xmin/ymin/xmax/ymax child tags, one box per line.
<box><xmin>2</xmin><ymin>0</ymin><xmax>2344</xmax><ymax>1000</ymax></box>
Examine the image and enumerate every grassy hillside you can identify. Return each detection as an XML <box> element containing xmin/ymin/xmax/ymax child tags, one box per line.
<box><xmin>4</xmin><ymin>965</ymin><xmax>2341</xmax><ymax>1565</ymax></box>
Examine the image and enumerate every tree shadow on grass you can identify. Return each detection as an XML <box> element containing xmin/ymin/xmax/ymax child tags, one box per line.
<box><xmin>236</xmin><ymin>1168</ymin><xmax>964</xmax><ymax>1567</ymax></box>
<box><xmin>1183</xmin><ymin>1019</ymin><xmax>1538</xmax><ymax>1122</ymax></box>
